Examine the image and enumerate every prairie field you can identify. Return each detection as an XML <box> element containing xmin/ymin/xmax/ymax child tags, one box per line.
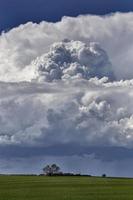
<box><xmin>0</xmin><ymin>176</ymin><xmax>133</xmax><ymax>200</ymax></box>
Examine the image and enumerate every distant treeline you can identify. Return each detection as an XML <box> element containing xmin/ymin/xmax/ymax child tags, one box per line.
<box><xmin>39</xmin><ymin>172</ymin><xmax>92</xmax><ymax>177</ymax></box>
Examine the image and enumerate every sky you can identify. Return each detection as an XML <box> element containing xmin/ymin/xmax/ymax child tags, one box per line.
<box><xmin>1</xmin><ymin>1</ymin><xmax>133</xmax><ymax>177</ymax></box>
<box><xmin>1</xmin><ymin>0</ymin><xmax>133</xmax><ymax>32</ymax></box>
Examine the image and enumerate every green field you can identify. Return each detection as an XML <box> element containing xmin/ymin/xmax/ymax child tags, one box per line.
<box><xmin>0</xmin><ymin>176</ymin><xmax>133</xmax><ymax>200</ymax></box>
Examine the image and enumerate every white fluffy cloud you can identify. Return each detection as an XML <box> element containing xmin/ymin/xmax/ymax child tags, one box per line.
<box><xmin>0</xmin><ymin>13</ymin><xmax>133</xmax><ymax>150</ymax></box>
<box><xmin>31</xmin><ymin>40</ymin><xmax>114</xmax><ymax>82</ymax></box>
<box><xmin>1</xmin><ymin>12</ymin><xmax>133</xmax><ymax>81</ymax></box>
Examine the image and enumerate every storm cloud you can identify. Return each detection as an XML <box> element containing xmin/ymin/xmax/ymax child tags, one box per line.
<box><xmin>0</xmin><ymin>12</ymin><xmax>133</xmax><ymax>175</ymax></box>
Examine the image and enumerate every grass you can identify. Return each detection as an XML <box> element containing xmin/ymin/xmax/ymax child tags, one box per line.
<box><xmin>0</xmin><ymin>175</ymin><xmax>133</xmax><ymax>200</ymax></box>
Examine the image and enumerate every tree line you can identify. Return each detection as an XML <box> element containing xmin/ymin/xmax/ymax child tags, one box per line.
<box><xmin>42</xmin><ymin>164</ymin><xmax>106</xmax><ymax>177</ymax></box>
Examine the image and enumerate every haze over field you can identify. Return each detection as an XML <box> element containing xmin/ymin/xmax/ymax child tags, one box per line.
<box><xmin>1</xmin><ymin>12</ymin><xmax>133</xmax><ymax>176</ymax></box>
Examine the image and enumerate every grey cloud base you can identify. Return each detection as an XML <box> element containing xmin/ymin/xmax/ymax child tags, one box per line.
<box><xmin>0</xmin><ymin>79</ymin><xmax>133</xmax><ymax>147</ymax></box>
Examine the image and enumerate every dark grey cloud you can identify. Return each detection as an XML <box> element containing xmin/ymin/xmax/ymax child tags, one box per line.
<box><xmin>1</xmin><ymin>151</ymin><xmax>133</xmax><ymax>177</ymax></box>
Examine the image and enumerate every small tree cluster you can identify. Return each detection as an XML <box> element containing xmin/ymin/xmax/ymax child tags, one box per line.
<box><xmin>102</xmin><ymin>174</ymin><xmax>106</xmax><ymax>178</ymax></box>
<box><xmin>43</xmin><ymin>164</ymin><xmax>60</xmax><ymax>176</ymax></box>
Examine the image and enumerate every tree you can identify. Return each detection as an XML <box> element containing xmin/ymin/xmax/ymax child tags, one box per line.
<box><xmin>102</xmin><ymin>174</ymin><xmax>106</xmax><ymax>178</ymax></box>
<box><xmin>43</xmin><ymin>164</ymin><xmax>60</xmax><ymax>176</ymax></box>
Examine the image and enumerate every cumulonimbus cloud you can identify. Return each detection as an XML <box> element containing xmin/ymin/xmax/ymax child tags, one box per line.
<box><xmin>0</xmin><ymin>13</ymin><xmax>133</xmax><ymax>150</ymax></box>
